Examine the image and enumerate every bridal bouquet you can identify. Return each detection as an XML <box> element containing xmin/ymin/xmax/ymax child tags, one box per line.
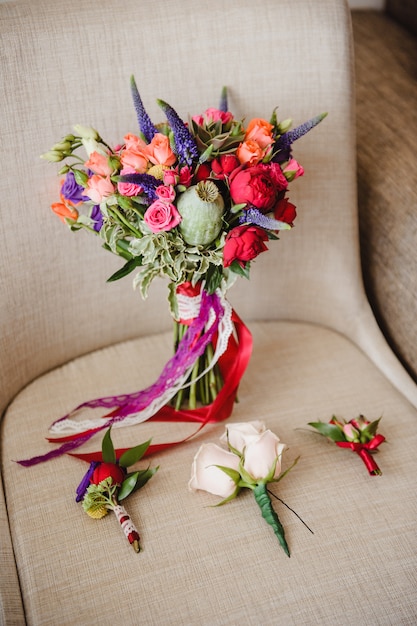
<box><xmin>29</xmin><ymin>77</ymin><xmax>326</xmax><ymax>464</ymax></box>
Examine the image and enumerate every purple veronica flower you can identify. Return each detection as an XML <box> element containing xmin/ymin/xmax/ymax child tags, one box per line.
<box><xmin>130</xmin><ymin>75</ymin><xmax>158</xmax><ymax>143</ymax></box>
<box><xmin>118</xmin><ymin>172</ymin><xmax>159</xmax><ymax>204</ymax></box>
<box><xmin>273</xmin><ymin>112</ymin><xmax>328</xmax><ymax>161</ymax></box>
<box><xmin>91</xmin><ymin>205</ymin><xmax>103</xmax><ymax>232</ymax></box>
<box><xmin>75</xmin><ymin>461</ymin><xmax>99</xmax><ymax>502</ymax></box>
<box><xmin>239</xmin><ymin>207</ymin><xmax>291</xmax><ymax>231</ymax></box>
<box><xmin>157</xmin><ymin>99</ymin><xmax>199</xmax><ymax>167</ymax></box>
<box><xmin>61</xmin><ymin>171</ymin><xmax>89</xmax><ymax>204</ymax></box>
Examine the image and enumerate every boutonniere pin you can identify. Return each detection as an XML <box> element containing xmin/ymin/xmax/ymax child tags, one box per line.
<box><xmin>189</xmin><ymin>421</ymin><xmax>301</xmax><ymax>557</ymax></box>
<box><xmin>308</xmin><ymin>415</ymin><xmax>385</xmax><ymax>475</ymax></box>
<box><xmin>76</xmin><ymin>428</ymin><xmax>158</xmax><ymax>552</ymax></box>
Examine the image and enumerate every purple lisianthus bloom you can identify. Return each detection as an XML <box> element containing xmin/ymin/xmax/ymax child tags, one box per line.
<box><xmin>61</xmin><ymin>171</ymin><xmax>89</xmax><ymax>204</ymax></box>
<box><xmin>91</xmin><ymin>205</ymin><xmax>103</xmax><ymax>232</ymax></box>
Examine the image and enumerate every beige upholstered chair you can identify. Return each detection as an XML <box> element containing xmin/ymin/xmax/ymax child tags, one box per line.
<box><xmin>1</xmin><ymin>1</ymin><xmax>416</xmax><ymax>624</ymax></box>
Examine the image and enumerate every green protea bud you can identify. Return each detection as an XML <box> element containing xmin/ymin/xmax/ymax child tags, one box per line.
<box><xmin>176</xmin><ymin>181</ymin><xmax>225</xmax><ymax>246</ymax></box>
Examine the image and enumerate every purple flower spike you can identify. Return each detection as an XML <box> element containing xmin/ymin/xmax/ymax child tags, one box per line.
<box><xmin>274</xmin><ymin>112</ymin><xmax>328</xmax><ymax>154</ymax></box>
<box><xmin>75</xmin><ymin>461</ymin><xmax>100</xmax><ymax>502</ymax></box>
<box><xmin>240</xmin><ymin>207</ymin><xmax>291</xmax><ymax>231</ymax></box>
<box><xmin>130</xmin><ymin>76</ymin><xmax>158</xmax><ymax>143</ymax></box>
<box><xmin>118</xmin><ymin>172</ymin><xmax>160</xmax><ymax>204</ymax></box>
<box><xmin>219</xmin><ymin>86</ymin><xmax>228</xmax><ymax>113</ymax></box>
<box><xmin>157</xmin><ymin>99</ymin><xmax>199</xmax><ymax>167</ymax></box>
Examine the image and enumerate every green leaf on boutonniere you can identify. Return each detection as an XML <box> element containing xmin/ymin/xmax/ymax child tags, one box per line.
<box><xmin>119</xmin><ymin>439</ymin><xmax>152</xmax><ymax>468</ymax></box>
<box><xmin>308</xmin><ymin>421</ymin><xmax>346</xmax><ymax>442</ymax></box>
<box><xmin>118</xmin><ymin>466</ymin><xmax>159</xmax><ymax>501</ymax></box>
<box><xmin>361</xmin><ymin>417</ymin><xmax>382</xmax><ymax>441</ymax></box>
<box><xmin>102</xmin><ymin>427</ymin><xmax>116</xmax><ymax>463</ymax></box>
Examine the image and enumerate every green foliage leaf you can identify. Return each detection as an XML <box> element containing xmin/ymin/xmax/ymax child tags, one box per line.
<box><xmin>362</xmin><ymin>417</ymin><xmax>382</xmax><ymax>440</ymax></box>
<box><xmin>214</xmin><ymin>464</ymin><xmax>241</xmax><ymax>484</ymax></box>
<box><xmin>102</xmin><ymin>428</ymin><xmax>116</xmax><ymax>463</ymax></box>
<box><xmin>119</xmin><ymin>439</ymin><xmax>152</xmax><ymax>468</ymax></box>
<box><xmin>308</xmin><ymin>421</ymin><xmax>346</xmax><ymax>442</ymax></box>
<box><xmin>118</xmin><ymin>466</ymin><xmax>159</xmax><ymax>501</ymax></box>
<box><xmin>229</xmin><ymin>260</ymin><xmax>250</xmax><ymax>280</ymax></box>
<box><xmin>107</xmin><ymin>256</ymin><xmax>143</xmax><ymax>282</ymax></box>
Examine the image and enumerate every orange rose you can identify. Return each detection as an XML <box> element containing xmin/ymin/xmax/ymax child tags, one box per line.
<box><xmin>236</xmin><ymin>140</ymin><xmax>264</xmax><ymax>166</ymax></box>
<box><xmin>245</xmin><ymin>118</ymin><xmax>274</xmax><ymax>149</ymax></box>
<box><xmin>145</xmin><ymin>133</ymin><xmax>176</xmax><ymax>167</ymax></box>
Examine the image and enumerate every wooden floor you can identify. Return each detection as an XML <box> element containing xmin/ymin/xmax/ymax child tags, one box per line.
<box><xmin>351</xmin><ymin>10</ymin><xmax>417</xmax><ymax>381</ymax></box>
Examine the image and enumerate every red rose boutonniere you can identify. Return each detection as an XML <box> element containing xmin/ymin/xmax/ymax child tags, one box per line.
<box><xmin>308</xmin><ymin>415</ymin><xmax>385</xmax><ymax>475</ymax></box>
<box><xmin>76</xmin><ymin>428</ymin><xmax>158</xmax><ymax>552</ymax></box>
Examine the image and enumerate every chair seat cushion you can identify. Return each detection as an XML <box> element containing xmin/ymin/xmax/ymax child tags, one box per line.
<box><xmin>2</xmin><ymin>321</ymin><xmax>417</xmax><ymax>625</ymax></box>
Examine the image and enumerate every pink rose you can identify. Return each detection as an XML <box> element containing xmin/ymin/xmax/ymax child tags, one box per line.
<box><xmin>117</xmin><ymin>167</ymin><xmax>143</xmax><ymax>197</ymax></box>
<box><xmin>163</xmin><ymin>169</ymin><xmax>179</xmax><ymax>186</ymax></box>
<box><xmin>124</xmin><ymin>133</ymin><xmax>148</xmax><ymax>151</ymax></box>
<box><xmin>223</xmin><ymin>224</ymin><xmax>269</xmax><ymax>268</ymax></box>
<box><xmin>343</xmin><ymin>423</ymin><xmax>360</xmax><ymax>442</ymax></box>
<box><xmin>121</xmin><ymin>134</ymin><xmax>148</xmax><ymax>172</ymax></box>
<box><xmin>212</xmin><ymin>154</ymin><xmax>240</xmax><ymax>180</ymax></box>
<box><xmin>193</xmin><ymin>108</ymin><xmax>233</xmax><ymax>127</ymax></box>
<box><xmin>221</xmin><ymin>420</ymin><xmax>267</xmax><ymax>453</ymax></box>
<box><xmin>84</xmin><ymin>175</ymin><xmax>115</xmax><ymax>204</ymax></box>
<box><xmin>144</xmin><ymin>200</ymin><xmax>181</xmax><ymax>232</ymax></box>
<box><xmin>283</xmin><ymin>158</ymin><xmax>304</xmax><ymax>180</ymax></box>
<box><xmin>156</xmin><ymin>184</ymin><xmax>176</xmax><ymax>202</ymax></box>
<box><xmin>145</xmin><ymin>133</ymin><xmax>176</xmax><ymax>167</ymax></box>
<box><xmin>242</xmin><ymin>430</ymin><xmax>286</xmax><ymax>482</ymax></box>
<box><xmin>245</xmin><ymin>118</ymin><xmax>274</xmax><ymax>149</ymax></box>
<box><xmin>229</xmin><ymin>164</ymin><xmax>287</xmax><ymax>213</ymax></box>
<box><xmin>188</xmin><ymin>443</ymin><xmax>239</xmax><ymax>498</ymax></box>
<box><xmin>84</xmin><ymin>151</ymin><xmax>113</xmax><ymax>176</ymax></box>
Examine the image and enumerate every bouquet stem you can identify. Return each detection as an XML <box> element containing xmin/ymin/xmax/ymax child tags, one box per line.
<box><xmin>112</xmin><ymin>503</ymin><xmax>141</xmax><ymax>553</ymax></box>
<box><xmin>171</xmin><ymin>320</ymin><xmax>223</xmax><ymax>410</ymax></box>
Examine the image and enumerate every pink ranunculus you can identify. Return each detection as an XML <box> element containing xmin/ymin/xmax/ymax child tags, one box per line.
<box><xmin>221</xmin><ymin>421</ymin><xmax>267</xmax><ymax>453</ymax></box>
<box><xmin>145</xmin><ymin>133</ymin><xmax>176</xmax><ymax>167</ymax></box>
<box><xmin>245</xmin><ymin>118</ymin><xmax>274</xmax><ymax>149</ymax></box>
<box><xmin>144</xmin><ymin>199</ymin><xmax>181</xmax><ymax>233</ymax></box>
<box><xmin>84</xmin><ymin>175</ymin><xmax>115</xmax><ymax>204</ymax></box>
<box><xmin>156</xmin><ymin>184</ymin><xmax>176</xmax><ymax>203</ymax></box>
<box><xmin>242</xmin><ymin>430</ymin><xmax>286</xmax><ymax>482</ymax></box>
<box><xmin>236</xmin><ymin>139</ymin><xmax>264</xmax><ymax>166</ymax></box>
<box><xmin>223</xmin><ymin>224</ymin><xmax>269</xmax><ymax>268</ymax></box>
<box><xmin>84</xmin><ymin>151</ymin><xmax>113</xmax><ymax>177</ymax></box>
<box><xmin>188</xmin><ymin>443</ymin><xmax>240</xmax><ymax>498</ymax></box>
<box><xmin>229</xmin><ymin>164</ymin><xmax>286</xmax><ymax>213</ymax></box>
<box><xmin>212</xmin><ymin>154</ymin><xmax>240</xmax><ymax>180</ymax></box>
<box><xmin>283</xmin><ymin>158</ymin><xmax>305</xmax><ymax>180</ymax></box>
<box><xmin>117</xmin><ymin>167</ymin><xmax>143</xmax><ymax>197</ymax></box>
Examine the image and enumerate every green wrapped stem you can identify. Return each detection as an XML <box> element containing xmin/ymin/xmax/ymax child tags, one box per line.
<box><xmin>254</xmin><ymin>483</ymin><xmax>290</xmax><ymax>557</ymax></box>
<box><xmin>171</xmin><ymin>320</ymin><xmax>223</xmax><ymax>410</ymax></box>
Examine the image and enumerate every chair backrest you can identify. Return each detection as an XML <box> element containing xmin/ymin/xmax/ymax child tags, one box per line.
<box><xmin>1</xmin><ymin>0</ymin><xmax>415</xmax><ymax>420</ymax></box>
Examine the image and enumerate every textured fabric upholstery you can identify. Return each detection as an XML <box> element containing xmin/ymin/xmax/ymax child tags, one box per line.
<box><xmin>353</xmin><ymin>10</ymin><xmax>417</xmax><ymax>383</ymax></box>
<box><xmin>1</xmin><ymin>1</ymin><xmax>417</xmax><ymax>624</ymax></box>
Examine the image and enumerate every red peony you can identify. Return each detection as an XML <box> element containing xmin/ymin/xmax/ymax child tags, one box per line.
<box><xmin>91</xmin><ymin>462</ymin><xmax>125</xmax><ymax>486</ymax></box>
<box><xmin>274</xmin><ymin>198</ymin><xmax>297</xmax><ymax>226</ymax></box>
<box><xmin>223</xmin><ymin>225</ymin><xmax>269</xmax><ymax>268</ymax></box>
<box><xmin>229</xmin><ymin>163</ymin><xmax>288</xmax><ymax>213</ymax></box>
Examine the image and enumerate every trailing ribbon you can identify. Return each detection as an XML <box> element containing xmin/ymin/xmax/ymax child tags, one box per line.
<box><xmin>335</xmin><ymin>434</ymin><xmax>386</xmax><ymax>475</ymax></box>
<box><xmin>18</xmin><ymin>289</ymin><xmax>252</xmax><ymax>466</ymax></box>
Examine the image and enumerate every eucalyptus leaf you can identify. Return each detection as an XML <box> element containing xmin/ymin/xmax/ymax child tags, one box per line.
<box><xmin>119</xmin><ymin>439</ymin><xmax>152</xmax><ymax>468</ymax></box>
<box><xmin>102</xmin><ymin>427</ymin><xmax>116</xmax><ymax>463</ymax></box>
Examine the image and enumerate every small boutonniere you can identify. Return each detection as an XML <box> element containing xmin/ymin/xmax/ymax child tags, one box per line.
<box><xmin>76</xmin><ymin>428</ymin><xmax>158</xmax><ymax>552</ymax></box>
<box><xmin>189</xmin><ymin>421</ymin><xmax>300</xmax><ymax>557</ymax></box>
<box><xmin>308</xmin><ymin>415</ymin><xmax>385</xmax><ymax>475</ymax></box>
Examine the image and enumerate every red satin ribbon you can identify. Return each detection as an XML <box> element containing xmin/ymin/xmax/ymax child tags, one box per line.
<box><xmin>50</xmin><ymin>308</ymin><xmax>252</xmax><ymax>463</ymax></box>
<box><xmin>335</xmin><ymin>434</ymin><xmax>385</xmax><ymax>475</ymax></box>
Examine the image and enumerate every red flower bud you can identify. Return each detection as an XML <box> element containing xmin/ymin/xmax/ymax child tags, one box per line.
<box><xmin>91</xmin><ymin>462</ymin><xmax>125</xmax><ymax>486</ymax></box>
